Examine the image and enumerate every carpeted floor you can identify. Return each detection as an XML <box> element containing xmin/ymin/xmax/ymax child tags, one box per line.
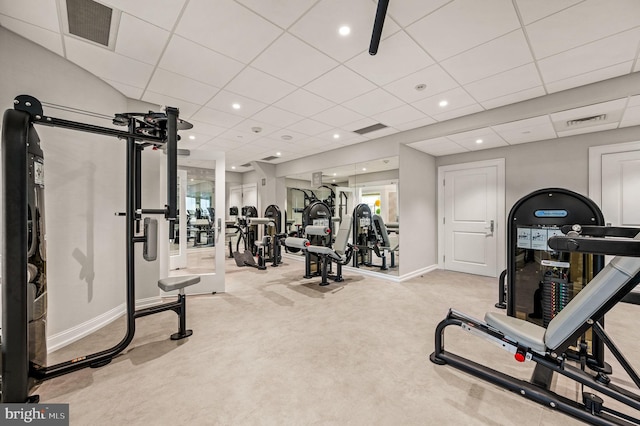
<box><xmin>35</xmin><ymin>258</ymin><xmax>638</xmax><ymax>425</ymax></box>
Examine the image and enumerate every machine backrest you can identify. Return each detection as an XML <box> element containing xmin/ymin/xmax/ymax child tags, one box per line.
<box><xmin>545</xmin><ymin>232</ymin><xmax>640</xmax><ymax>350</ymax></box>
<box><xmin>334</xmin><ymin>214</ymin><xmax>352</xmax><ymax>256</ymax></box>
<box><xmin>143</xmin><ymin>218</ymin><xmax>157</xmax><ymax>261</ymax></box>
<box><xmin>372</xmin><ymin>214</ymin><xmax>390</xmax><ymax>247</ymax></box>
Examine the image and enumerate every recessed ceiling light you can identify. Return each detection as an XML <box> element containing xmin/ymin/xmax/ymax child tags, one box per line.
<box><xmin>188</xmin><ymin>135</ymin><xmax>196</xmax><ymax>140</ymax></box>
<box><xmin>339</xmin><ymin>26</ymin><xmax>350</xmax><ymax>36</ymax></box>
<box><xmin>276</xmin><ymin>152</ymin><xmax>281</xmax><ymax>156</ymax></box>
<box><xmin>281</xmin><ymin>135</ymin><xmax>292</xmax><ymax>141</ymax></box>
<box><xmin>439</xmin><ymin>100</ymin><xmax>448</xmax><ymax>107</ymax></box>
<box><xmin>415</xmin><ymin>84</ymin><xmax>427</xmax><ymax>91</ymax></box>
<box><xmin>362</xmin><ymin>167</ymin><xmax>367</xmax><ymax>171</ymax></box>
<box><xmin>332</xmin><ymin>179</ymin><xmax>336</xmax><ymax>182</ymax></box>
<box><xmin>231</xmin><ymin>166</ymin><xmax>236</xmax><ymax>170</ymax></box>
<box><xmin>190</xmin><ymin>178</ymin><xmax>194</xmax><ymax>181</ymax></box>
<box><xmin>476</xmin><ymin>139</ymin><xmax>483</xmax><ymax>144</ymax></box>
<box><xmin>333</xmin><ymin>173</ymin><xmax>337</xmax><ymax>176</ymax></box>
<box><xmin>232</xmin><ymin>103</ymin><xmax>241</xmax><ymax>110</ymax></box>
<box><xmin>333</xmin><ymin>133</ymin><xmax>340</xmax><ymax>139</ymax></box>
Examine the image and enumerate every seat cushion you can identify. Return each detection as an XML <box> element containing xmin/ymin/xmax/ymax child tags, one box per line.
<box><xmin>158</xmin><ymin>276</ymin><xmax>201</xmax><ymax>292</ymax></box>
<box><xmin>484</xmin><ymin>312</ymin><xmax>547</xmax><ymax>354</ymax></box>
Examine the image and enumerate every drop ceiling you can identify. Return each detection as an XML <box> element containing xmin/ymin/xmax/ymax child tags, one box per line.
<box><xmin>1</xmin><ymin>0</ymin><xmax>639</xmax><ymax>171</ymax></box>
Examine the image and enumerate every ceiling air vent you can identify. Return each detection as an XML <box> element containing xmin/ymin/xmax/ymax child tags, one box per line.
<box><xmin>64</xmin><ymin>0</ymin><xmax>120</xmax><ymax>48</ymax></box>
<box><xmin>353</xmin><ymin>123</ymin><xmax>388</xmax><ymax>135</ymax></box>
<box><xmin>566</xmin><ymin>114</ymin><xmax>606</xmax><ymax>127</ymax></box>
<box><xmin>260</xmin><ymin>156</ymin><xmax>279</xmax><ymax>161</ymax></box>
<box><xmin>240</xmin><ymin>163</ymin><xmax>252</xmax><ymax>168</ymax></box>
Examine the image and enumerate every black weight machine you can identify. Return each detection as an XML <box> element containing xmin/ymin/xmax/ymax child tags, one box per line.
<box><xmin>253</xmin><ymin>204</ymin><xmax>287</xmax><ymax>269</ymax></box>
<box><xmin>430</xmin><ymin>225</ymin><xmax>640</xmax><ymax>426</ymax></box>
<box><xmin>351</xmin><ymin>203</ymin><xmax>392</xmax><ymax>270</ymax></box>
<box><xmin>1</xmin><ymin>94</ymin><xmax>198</xmax><ymax>403</ymax></box>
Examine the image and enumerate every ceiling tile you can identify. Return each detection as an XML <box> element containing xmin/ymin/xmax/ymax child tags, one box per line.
<box><xmin>316</xmin><ymin>129</ymin><xmax>365</xmax><ymax>144</ymax></box>
<box><xmin>359</xmin><ymin>126</ymin><xmax>399</xmax><ymax>140</ymax></box>
<box><xmin>371</xmin><ymin>104</ymin><xmax>429</xmax><ymax>127</ymax></box>
<box><xmin>382</xmin><ymin>64</ymin><xmax>459</xmax><ymax>103</ymax></box>
<box><xmin>407</xmin><ymin>0</ymin><xmax>520</xmax><ymax>61</ymax></box>
<box><xmin>175</xmin><ymin>0</ymin><xmax>282</xmax><ymax>63</ymax></box>
<box><xmin>545</xmin><ymin>62</ymin><xmax>634</xmax><ymax>94</ymax></box>
<box><xmin>408</xmin><ymin>137</ymin><xmax>467</xmax><ymax>156</ymax></box>
<box><xmin>102</xmin><ymin>0</ymin><xmax>186</xmax><ymax>30</ymax></box>
<box><xmin>304</xmin><ymin>66</ymin><xmax>377</xmax><ymax>104</ymax></box>
<box><xmin>342</xmin><ymin>89</ymin><xmax>405</xmax><ymax>117</ymax></box>
<box><xmin>628</xmin><ymin>95</ymin><xmax>640</xmax><ymax>108</ymax></box>
<box><xmin>141</xmin><ymin>91</ymin><xmax>201</xmax><ymax>118</ymax></box>
<box><xmin>393</xmin><ymin>116</ymin><xmax>438</xmax><ymax>131</ymax></box>
<box><xmin>537</xmin><ymin>28</ymin><xmax>640</xmax><ymax>84</ymax></box>
<box><xmin>550</xmin><ymin>98</ymin><xmax>627</xmax><ymax>122</ymax></box>
<box><xmin>387</xmin><ymin>0</ymin><xmax>451</xmax><ymax>27</ymax></box>
<box><xmin>620</xmin><ymin>104</ymin><xmax>640</xmax><ymax>128</ymax></box>
<box><xmin>491</xmin><ymin>115</ymin><xmax>557</xmax><ymax>144</ymax></box>
<box><xmin>225</xmin><ymin>67</ymin><xmax>296</xmax><ymax>104</ymax></box>
<box><xmin>464</xmin><ymin>63</ymin><xmax>542</xmax><ymax>102</ymax></box>
<box><xmin>0</xmin><ymin>0</ymin><xmax>59</xmax><ymax>31</ymax></box>
<box><xmin>289</xmin><ymin>0</ymin><xmax>400</xmax><ymax>62</ymax></box>
<box><xmin>206</xmin><ymin>90</ymin><xmax>267</xmax><ymax>118</ymax></box>
<box><xmin>159</xmin><ymin>35</ymin><xmax>244</xmax><ymax>87</ymax></box>
<box><xmin>285</xmin><ymin>119</ymin><xmax>334</xmax><ymax>136</ymax></box>
<box><xmin>250</xmin><ymin>106</ymin><xmax>303</xmax><ymax>128</ymax></box>
<box><xmin>0</xmin><ymin>15</ymin><xmax>63</xmax><ymax>55</ymax></box>
<box><xmin>480</xmin><ymin>86</ymin><xmax>546</xmax><ymax>110</ymax></box>
<box><xmin>217</xmin><ymin>129</ymin><xmax>264</xmax><ymax>145</ymax></box>
<box><xmin>431</xmin><ymin>103</ymin><xmax>484</xmax><ymax>121</ymax></box>
<box><xmin>345</xmin><ymin>31</ymin><xmax>435</xmax><ymax>86</ymax></box>
<box><xmin>252</xmin><ymin>33</ymin><xmax>338</xmax><ymax>86</ymax></box>
<box><xmin>441</xmin><ymin>30</ymin><xmax>533</xmax><ymax>84</ymax></box>
<box><xmin>447</xmin><ymin>127</ymin><xmax>507</xmax><ymax>151</ymax></box>
<box><xmin>266</xmin><ymin>129</ymin><xmax>310</xmax><ymax>144</ymax></box>
<box><xmin>147</xmin><ymin>68</ymin><xmax>219</xmax><ymax>105</ymax></box>
<box><xmin>311</xmin><ymin>105</ymin><xmax>366</xmax><ymax>127</ymax></box>
<box><xmin>105</xmin><ymin>79</ymin><xmax>144</xmax><ymax>99</ymax></box>
<box><xmin>115</xmin><ymin>14</ymin><xmax>169</xmax><ymax>65</ymax></box>
<box><xmin>64</xmin><ymin>36</ymin><xmax>154</xmax><ymax>88</ymax></box>
<box><xmin>235</xmin><ymin>0</ymin><xmax>316</xmax><ymax>29</ymax></box>
<box><xmin>188</xmin><ymin>120</ymin><xmax>227</xmax><ymax>138</ymax></box>
<box><xmin>274</xmin><ymin>89</ymin><xmax>335</xmax><ymax>117</ymax></box>
<box><xmin>191</xmin><ymin>107</ymin><xmax>245</xmax><ymax>128</ymax></box>
<box><xmin>514</xmin><ymin>0</ymin><xmax>583</xmax><ymax>25</ymax></box>
<box><xmin>412</xmin><ymin>87</ymin><xmax>477</xmax><ymax>116</ymax></box>
<box><xmin>526</xmin><ymin>0</ymin><xmax>640</xmax><ymax>59</ymax></box>
<box><xmin>233</xmin><ymin>118</ymin><xmax>280</xmax><ymax>137</ymax></box>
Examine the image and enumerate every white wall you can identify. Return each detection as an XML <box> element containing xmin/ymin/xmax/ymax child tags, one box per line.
<box><xmin>398</xmin><ymin>145</ymin><xmax>437</xmax><ymax>276</ymax></box>
<box><xmin>0</xmin><ymin>28</ymin><xmax>161</xmax><ymax>345</ymax></box>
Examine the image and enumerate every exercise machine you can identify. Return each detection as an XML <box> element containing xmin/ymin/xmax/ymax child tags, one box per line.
<box><xmin>371</xmin><ymin>214</ymin><xmax>399</xmax><ymax>270</ymax></box>
<box><xmin>253</xmin><ymin>205</ymin><xmax>287</xmax><ymax>268</ymax></box>
<box><xmin>430</xmin><ymin>226</ymin><xmax>640</xmax><ymax>425</ymax></box>
<box><xmin>1</xmin><ymin>95</ymin><xmax>200</xmax><ymax>403</ymax></box>
<box><xmin>351</xmin><ymin>203</ymin><xmax>390</xmax><ymax>270</ymax></box>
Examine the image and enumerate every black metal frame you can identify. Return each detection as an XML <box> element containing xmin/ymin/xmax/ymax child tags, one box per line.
<box><xmin>1</xmin><ymin>95</ymin><xmax>188</xmax><ymax>402</ymax></box>
<box><xmin>431</xmin><ymin>227</ymin><xmax>640</xmax><ymax>425</ymax></box>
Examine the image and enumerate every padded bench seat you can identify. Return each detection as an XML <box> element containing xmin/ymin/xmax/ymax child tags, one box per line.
<box><xmin>485</xmin><ymin>312</ymin><xmax>546</xmax><ymax>354</ymax></box>
<box><xmin>158</xmin><ymin>275</ymin><xmax>200</xmax><ymax>292</ymax></box>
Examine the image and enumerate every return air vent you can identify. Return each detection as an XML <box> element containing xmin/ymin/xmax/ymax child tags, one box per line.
<box><xmin>64</xmin><ymin>0</ymin><xmax>120</xmax><ymax>49</ymax></box>
<box><xmin>566</xmin><ymin>114</ymin><xmax>606</xmax><ymax>126</ymax></box>
<box><xmin>353</xmin><ymin>123</ymin><xmax>388</xmax><ymax>135</ymax></box>
<box><xmin>240</xmin><ymin>163</ymin><xmax>252</xmax><ymax>168</ymax></box>
<box><xmin>260</xmin><ymin>156</ymin><xmax>279</xmax><ymax>161</ymax></box>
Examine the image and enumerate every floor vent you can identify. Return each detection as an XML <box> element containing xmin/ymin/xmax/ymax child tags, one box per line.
<box><xmin>353</xmin><ymin>123</ymin><xmax>388</xmax><ymax>135</ymax></box>
<box><xmin>260</xmin><ymin>156</ymin><xmax>279</xmax><ymax>161</ymax></box>
<box><xmin>566</xmin><ymin>114</ymin><xmax>606</xmax><ymax>126</ymax></box>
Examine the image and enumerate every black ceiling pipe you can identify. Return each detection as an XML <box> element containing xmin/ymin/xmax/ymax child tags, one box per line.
<box><xmin>369</xmin><ymin>0</ymin><xmax>389</xmax><ymax>55</ymax></box>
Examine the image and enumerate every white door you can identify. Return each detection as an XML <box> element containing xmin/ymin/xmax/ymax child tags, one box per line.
<box><xmin>601</xmin><ymin>151</ymin><xmax>640</xmax><ymax>228</ymax></box>
<box><xmin>439</xmin><ymin>160</ymin><xmax>505</xmax><ymax>277</ymax></box>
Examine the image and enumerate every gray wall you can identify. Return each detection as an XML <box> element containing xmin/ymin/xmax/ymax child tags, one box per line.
<box><xmin>399</xmin><ymin>145</ymin><xmax>437</xmax><ymax>275</ymax></box>
<box><xmin>436</xmin><ymin>126</ymin><xmax>640</xmax><ymax>210</ymax></box>
<box><xmin>0</xmin><ymin>28</ymin><xmax>161</xmax><ymax>342</ymax></box>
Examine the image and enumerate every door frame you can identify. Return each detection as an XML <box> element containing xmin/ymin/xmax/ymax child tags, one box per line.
<box><xmin>437</xmin><ymin>158</ymin><xmax>506</xmax><ymax>276</ymax></box>
<box><xmin>588</xmin><ymin>140</ymin><xmax>640</xmax><ymax>206</ymax></box>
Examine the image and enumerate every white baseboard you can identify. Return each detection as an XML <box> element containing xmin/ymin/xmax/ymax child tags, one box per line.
<box><xmin>47</xmin><ymin>296</ymin><xmax>162</xmax><ymax>353</ymax></box>
<box><xmin>397</xmin><ymin>264</ymin><xmax>439</xmax><ymax>282</ymax></box>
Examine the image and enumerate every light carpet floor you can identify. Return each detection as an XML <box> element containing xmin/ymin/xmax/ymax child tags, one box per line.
<box><xmin>35</xmin><ymin>258</ymin><xmax>639</xmax><ymax>425</ymax></box>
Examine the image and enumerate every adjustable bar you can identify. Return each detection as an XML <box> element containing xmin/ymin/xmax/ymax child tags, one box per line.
<box><xmin>560</xmin><ymin>225</ymin><xmax>640</xmax><ymax>238</ymax></box>
<box><xmin>548</xmin><ymin>236</ymin><xmax>640</xmax><ymax>257</ymax></box>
